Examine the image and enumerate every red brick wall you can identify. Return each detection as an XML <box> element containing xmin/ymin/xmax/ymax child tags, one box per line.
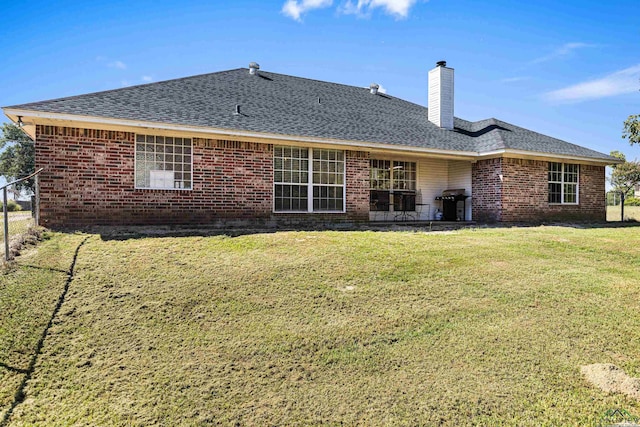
<box><xmin>345</xmin><ymin>150</ymin><xmax>370</xmax><ymax>220</ymax></box>
<box><xmin>500</xmin><ymin>159</ymin><xmax>548</xmax><ymax>221</ymax></box>
<box><xmin>572</xmin><ymin>164</ymin><xmax>606</xmax><ymax>220</ymax></box>
<box><xmin>471</xmin><ymin>158</ymin><xmax>503</xmax><ymax>222</ymax></box>
<box><xmin>35</xmin><ymin>126</ymin><xmax>371</xmax><ymax>226</ymax></box>
<box><xmin>36</xmin><ymin>126</ymin><xmax>274</xmax><ymax>226</ymax></box>
<box><xmin>36</xmin><ymin>125</ymin><xmax>605</xmax><ymax>226</ymax></box>
<box><xmin>472</xmin><ymin>158</ymin><xmax>605</xmax><ymax>222</ymax></box>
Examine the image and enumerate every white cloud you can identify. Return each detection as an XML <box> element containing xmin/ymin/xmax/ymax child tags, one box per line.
<box><xmin>340</xmin><ymin>0</ymin><xmax>417</xmax><ymax>19</ymax></box>
<box><xmin>108</xmin><ymin>60</ymin><xmax>127</xmax><ymax>70</ymax></box>
<box><xmin>530</xmin><ymin>42</ymin><xmax>597</xmax><ymax>65</ymax></box>
<box><xmin>282</xmin><ymin>0</ymin><xmax>418</xmax><ymax>20</ymax></box>
<box><xmin>142</xmin><ymin>76</ymin><xmax>153</xmax><ymax>82</ymax></box>
<box><xmin>282</xmin><ymin>0</ymin><xmax>332</xmax><ymax>21</ymax></box>
<box><xmin>501</xmin><ymin>76</ymin><xmax>530</xmax><ymax>83</ymax></box>
<box><xmin>543</xmin><ymin>64</ymin><xmax>640</xmax><ymax>103</ymax></box>
<box><xmin>121</xmin><ymin>80</ymin><xmax>132</xmax><ymax>87</ymax></box>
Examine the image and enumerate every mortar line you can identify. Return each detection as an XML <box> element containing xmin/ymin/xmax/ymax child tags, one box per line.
<box><xmin>1</xmin><ymin>235</ymin><xmax>91</xmax><ymax>427</ymax></box>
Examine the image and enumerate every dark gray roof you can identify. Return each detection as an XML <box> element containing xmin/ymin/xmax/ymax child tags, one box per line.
<box><xmin>5</xmin><ymin>68</ymin><xmax>614</xmax><ymax>161</ymax></box>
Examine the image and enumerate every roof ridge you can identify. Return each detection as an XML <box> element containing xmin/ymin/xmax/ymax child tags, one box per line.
<box><xmin>257</xmin><ymin>69</ymin><xmax>432</xmax><ymax>110</ymax></box>
<box><xmin>488</xmin><ymin>117</ymin><xmax>593</xmax><ymax>151</ymax></box>
<box><xmin>2</xmin><ymin>66</ymin><xmax>615</xmax><ymax>161</ymax></box>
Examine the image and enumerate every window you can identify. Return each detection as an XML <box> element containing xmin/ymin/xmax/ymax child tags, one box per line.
<box><xmin>274</xmin><ymin>146</ymin><xmax>345</xmax><ymax>212</ymax></box>
<box><xmin>135</xmin><ymin>134</ymin><xmax>192</xmax><ymax>189</ymax></box>
<box><xmin>548</xmin><ymin>162</ymin><xmax>578</xmax><ymax>204</ymax></box>
<box><xmin>370</xmin><ymin>160</ymin><xmax>416</xmax><ymax>191</ymax></box>
<box><xmin>369</xmin><ymin>159</ymin><xmax>417</xmax><ymax>211</ymax></box>
<box><xmin>370</xmin><ymin>160</ymin><xmax>391</xmax><ymax>190</ymax></box>
<box><xmin>393</xmin><ymin>161</ymin><xmax>417</xmax><ymax>190</ymax></box>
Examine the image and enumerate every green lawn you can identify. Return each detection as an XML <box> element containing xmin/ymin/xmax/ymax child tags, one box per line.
<box><xmin>2</xmin><ymin>226</ymin><xmax>640</xmax><ymax>426</ymax></box>
<box><xmin>607</xmin><ymin>205</ymin><xmax>640</xmax><ymax>222</ymax></box>
<box><xmin>0</xmin><ymin>233</ymin><xmax>85</xmax><ymax>423</ymax></box>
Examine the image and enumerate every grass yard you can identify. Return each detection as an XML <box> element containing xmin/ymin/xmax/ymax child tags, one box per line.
<box><xmin>607</xmin><ymin>205</ymin><xmax>640</xmax><ymax>222</ymax></box>
<box><xmin>0</xmin><ymin>233</ymin><xmax>86</xmax><ymax>423</ymax></box>
<box><xmin>2</xmin><ymin>226</ymin><xmax>640</xmax><ymax>426</ymax></box>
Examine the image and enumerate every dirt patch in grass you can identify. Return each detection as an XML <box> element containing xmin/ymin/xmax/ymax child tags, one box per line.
<box><xmin>582</xmin><ymin>364</ymin><xmax>640</xmax><ymax>400</ymax></box>
<box><xmin>4</xmin><ymin>226</ymin><xmax>45</xmax><ymax>262</ymax></box>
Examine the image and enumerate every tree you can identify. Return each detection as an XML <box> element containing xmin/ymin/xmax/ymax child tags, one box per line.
<box><xmin>609</xmin><ymin>152</ymin><xmax>640</xmax><ymax>221</ymax></box>
<box><xmin>623</xmin><ymin>115</ymin><xmax>640</xmax><ymax>145</ymax></box>
<box><xmin>0</xmin><ymin>122</ymin><xmax>35</xmax><ymax>193</ymax></box>
<box><xmin>610</xmin><ymin>150</ymin><xmax>626</xmax><ymax>163</ymax></box>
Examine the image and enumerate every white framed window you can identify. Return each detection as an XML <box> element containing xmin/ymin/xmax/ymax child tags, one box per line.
<box><xmin>392</xmin><ymin>161</ymin><xmax>417</xmax><ymax>191</ymax></box>
<box><xmin>135</xmin><ymin>134</ymin><xmax>192</xmax><ymax>189</ymax></box>
<box><xmin>369</xmin><ymin>159</ymin><xmax>417</xmax><ymax>211</ymax></box>
<box><xmin>548</xmin><ymin>162</ymin><xmax>578</xmax><ymax>204</ymax></box>
<box><xmin>370</xmin><ymin>159</ymin><xmax>391</xmax><ymax>190</ymax></box>
<box><xmin>274</xmin><ymin>146</ymin><xmax>345</xmax><ymax>212</ymax></box>
<box><xmin>370</xmin><ymin>160</ymin><xmax>416</xmax><ymax>191</ymax></box>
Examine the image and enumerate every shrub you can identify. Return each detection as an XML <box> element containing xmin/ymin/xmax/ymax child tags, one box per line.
<box><xmin>0</xmin><ymin>200</ymin><xmax>22</xmax><ymax>212</ymax></box>
<box><xmin>625</xmin><ymin>197</ymin><xmax>640</xmax><ymax>206</ymax></box>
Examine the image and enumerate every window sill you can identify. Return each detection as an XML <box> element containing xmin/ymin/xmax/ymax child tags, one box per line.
<box><xmin>273</xmin><ymin>211</ymin><xmax>347</xmax><ymax>214</ymax></box>
<box><xmin>135</xmin><ymin>187</ymin><xmax>193</xmax><ymax>191</ymax></box>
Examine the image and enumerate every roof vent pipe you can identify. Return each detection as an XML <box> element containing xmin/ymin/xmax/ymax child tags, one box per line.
<box><xmin>369</xmin><ymin>83</ymin><xmax>380</xmax><ymax>95</ymax></box>
<box><xmin>249</xmin><ymin>62</ymin><xmax>260</xmax><ymax>75</ymax></box>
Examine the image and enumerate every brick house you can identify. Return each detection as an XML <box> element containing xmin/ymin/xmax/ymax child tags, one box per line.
<box><xmin>3</xmin><ymin>62</ymin><xmax>617</xmax><ymax>227</ymax></box>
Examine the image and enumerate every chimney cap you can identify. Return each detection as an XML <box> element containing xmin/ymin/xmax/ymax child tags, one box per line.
<box><xmin>436</xmin><ymin>60</ymin><xmax>447</xmax><ymax>67</ymax></box>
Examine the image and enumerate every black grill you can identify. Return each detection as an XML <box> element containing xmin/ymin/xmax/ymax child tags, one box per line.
<box><xmin>435</xmin><ymin>189</ymin><xmax>469</xmax><ymax>221</ymax></box>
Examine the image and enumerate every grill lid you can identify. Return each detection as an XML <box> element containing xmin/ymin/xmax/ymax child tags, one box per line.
<box><xmin>435</xmin><ymin>189</ymin><xmax>469</xmax><ymax>201</ymax></box>
<box><xmin>441</xmin><ymin>189</ymin><xmax>466</xmax><ymax>196</ymax></box>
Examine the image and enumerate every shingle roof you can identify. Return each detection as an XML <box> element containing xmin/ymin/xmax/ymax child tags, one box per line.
<box><xmin>5</xmin><ymin>68</ymin><xmax>614</xmax><ymax>161</ymax></box>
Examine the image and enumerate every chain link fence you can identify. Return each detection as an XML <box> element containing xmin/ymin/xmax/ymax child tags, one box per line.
<box><xmin>1</xmin><ymin>169</ymin><xmax>42</xmax><ymax>261</ymax></box>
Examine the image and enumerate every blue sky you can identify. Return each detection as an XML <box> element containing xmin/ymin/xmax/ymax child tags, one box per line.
<box><xmin>1</xmin><ymin>0</ymin><xmax>639</xmax><ymax>170</ymax></box>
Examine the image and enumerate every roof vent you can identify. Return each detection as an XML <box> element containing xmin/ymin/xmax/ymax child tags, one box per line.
<box><xmin>249</xmin><ymin>62</ymin><xmax>260</xmax><ymax>75</ymax></box>
<box><xmin>369</xmin><ymin>83</ymin><xmax>380</xmax><ymax>95</ymax></box>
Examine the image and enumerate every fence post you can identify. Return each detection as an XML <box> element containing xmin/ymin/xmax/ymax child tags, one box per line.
<box><xmin>1</xmin><ymin>168</ymin><xmax>43</xmax><ymax>260</ymax></box>
<box><xmin>3</xmin><ymin>187</ymin><xmax>9</xmax><ymax>261</ymax></box>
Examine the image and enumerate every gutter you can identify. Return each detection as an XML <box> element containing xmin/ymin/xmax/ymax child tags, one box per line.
<box><xmin>3</xmin><ymin>108</ymin><xmax>618</xmax><ymax>166</ymax></box>
<box><xmin>3</xmin><ymin>108</ymin><xmax>479</xmax><ymax>160</ymax></box>
<box><xmin>478</xmin><ymin>149</ymin><xmax>621</xmax><ymax>166</ymax></box>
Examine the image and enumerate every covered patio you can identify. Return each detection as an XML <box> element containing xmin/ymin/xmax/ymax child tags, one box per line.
<box><xmin>368</xmin><ymin>156</ymin><xmax>474</xmax><ymax>222</ymax></box>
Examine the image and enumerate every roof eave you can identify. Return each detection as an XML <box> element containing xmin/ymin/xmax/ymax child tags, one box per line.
<box><xmin>3</xmin><ymin>111</ymin><xmax>36</xmax><ymax>139</ymax></box>
<box><xmin>479</xmin><ymin>149</ymin><xmax>621</xmax><ymax>166</ymax></box>
<box><xmin>3</xmin><ymin>108</ymin><xmax>618</xmax><ymax>165</ymax></box>
<box><xmin>3</xmin><ymin>108</ymin><xmax>481</xmax><ymax>160</ymax></box>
